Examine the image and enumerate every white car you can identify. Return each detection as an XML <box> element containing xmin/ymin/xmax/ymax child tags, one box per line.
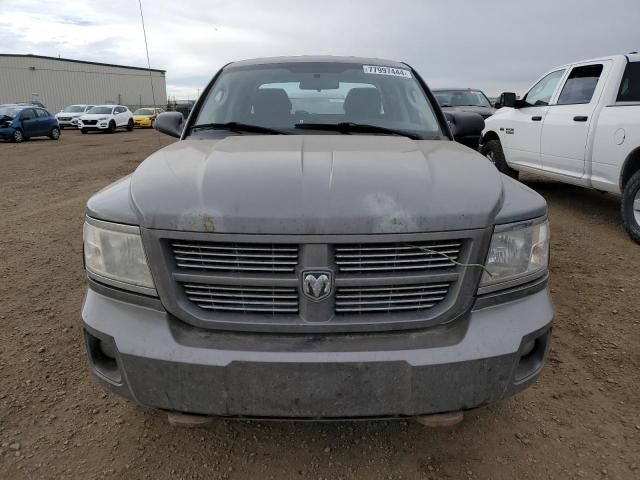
<box><xmin>481</xmin><ymin>53</ymin><xmax>640</xmax><ymax>243</ymax></box>
<box><xmin>78</xmin><ymin>105</ymin><xmax>134</xmax><ymax>134</ymax></box>
<box><xmin>55</xmin><ymin>104</ymin><xmax>94</xmax><ymax>129</ymax></box>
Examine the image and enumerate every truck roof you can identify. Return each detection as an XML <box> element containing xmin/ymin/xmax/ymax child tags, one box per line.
<box><xmin>555</xmin><ymin>53</ymin><xmax>640</xmax><ymax>68</ymax></box>
<box><xmin>227</xmin><ymin>55</ymin><xmax>409</xmax><ymax>69</ymax></box>
<box><xmin>432</xmin><ymin>88</ymin><xmax>484</xmax><ymax>92</ymax></box>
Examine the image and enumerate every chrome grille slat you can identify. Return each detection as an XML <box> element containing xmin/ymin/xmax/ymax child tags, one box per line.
<box><xmin>171</xmin><ymin>241</ymin><xmax>299</xmax><ymax>273</ymax></box>
<box><xmin>172</xmin><ymin>243</ymin><xmax>297</xmax><ymax>252</ymax></box>
<box><xmin>181</xmin><ymin>282</ymin><xmax>299</xmax><ymax>314</ymax></box>
<box><xmin>337</xmin><ymin>291</ymin><xmax>447</xmax><ymax>299</ymax></box>
<box><xmin>183</xmin><ymin>284</ymin><xmax>293</xmax><ymax>293</ymax></box>
<box><xmin>176</xmin><ymin>263</ymin><xmax>295</xmax><ymax>272</ymax></box>
<box><xmin>336</xmin><ymin>297</ymin><xmax>445</xmax><ymax>306</ymax></box>
<box><xmin>338</xmin><ymin>283</ymin><xmax>450</xmax><ymax>292</ymax></box>
<box><xmin>335</xmin><ymin>241</ymin><xmax>462</xmax><ymax>274</ymax></box>
<box><xmin>174</xmin><ymin>250</ymin><xmax>297</xmax><ymax>259</ymax></box>
<box><xmin>336</xmin><ymin>243</ymin><xmax>461</xmax><ymax>252</ymax></box>
<box><xmin>335</xmin><ymin>249</ymin><xmax>460</xmax><ymax>258</ymax></box>
<box><xmin>335</xmin><ymin>283</ymin><xmax>450</xmax><ymax>314</ymax></box>
<box><xmin>338</xmin><ymin>262</ymin><xmax>456</xmax><ymax>272</ymax></box>
<box><xmin>336</xmin><ymin>257</ymin><xmax>458</xmax><ymax>266</ymax></box>
<box><xmin>186</xmin><ymin>292</ymin><xmax>298</xmax><ymax>300</ymax></box>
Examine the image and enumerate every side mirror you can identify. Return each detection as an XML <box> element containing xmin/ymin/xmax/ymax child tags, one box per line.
<box><xmin>444</xmin><ymin>111</ymin><xmax>485</xmax><ymax>141</ymax></box>
<box><xmin>154</xmin><ymin>112</ymin><xmax>184</xmax><ymax>138</ymax></box>
<box><xmin>496</xmin><ymin>92</ymin><xmax>516</xmax><ymax>109</ymax></box>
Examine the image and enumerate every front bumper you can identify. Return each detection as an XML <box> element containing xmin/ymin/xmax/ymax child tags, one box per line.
<box><xmin>134</xmin><ymin>117</ymin><xmax>153</xmax><ymax>127</ymax></box>
<box><xmin>81</xmin><ymin>286</ymin><xmax>553</xmax><ymax>418</ymax></box>
<box><xmin>0</xmin><ymin>127</ymin><xmax>15</xmax><ymax>139</ymax></box>
<box><xmin>79</xmin><ymin>122</ymin><xmax>110</xmax><ymax>130</ymax></box>
<box><xmin>56</xmin><ymin>118</ymin><xmax>78</xmax><ymax>127</ymax></box>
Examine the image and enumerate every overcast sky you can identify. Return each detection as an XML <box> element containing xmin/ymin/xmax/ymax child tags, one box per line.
<box><xmin>1</xmin><ymin>0</ymin><xmax>638</xmax><ymax>99</ymax></box>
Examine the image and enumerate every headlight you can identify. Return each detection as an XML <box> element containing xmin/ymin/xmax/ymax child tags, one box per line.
<box><xmin>83</xmin><ymin>218</ymin><xmax>156</xmax><ymax>295</ymax></box>
<box><xmin>98</xmin><ymin>117</ymin><xmax>108</xmax><ymax>121</ymax></box>
<box><xmin>479</xmin><ymin>218</ymin><xmax>549</xmax><ymax>293</ymax></box>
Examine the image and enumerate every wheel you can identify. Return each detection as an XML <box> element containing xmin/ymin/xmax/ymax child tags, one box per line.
<box><xmin>49</xmin><ymin>127</ymin><xmax>60</xmax><ymax>140</ymax></box>
<box><xmin>481</xmin><ymin>139</ymin><xmax>519</xmax><ymax>179</ymax></box>
<box><xmin>11</xmin><ymin>129</ymin><xmax>24</xmax><ymax>143</ymax></box>
<box><xmin>107</xmin><ymin>121</ymin><xmax>116</xmax><ymax>134</ymax></box>
<box><xmin>80</xmin><ymin>128</ymin><xmax>88</xmax><ymax>134</ymax></box>
<box><xmin>621</xmin><ymin>169</ymin><xmax>640</xmax><ymax>244</ymax></box>
<box><xmin>126</xmin><ymin>119</ymin><xmax>134</xmax><ymax>131</ymax></box>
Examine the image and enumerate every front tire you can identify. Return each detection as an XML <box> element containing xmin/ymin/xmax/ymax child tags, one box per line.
<box><xmin>481</xmin><ymin>139</ymin><xmax>519</xmax><ymax>179</ymax></box>
<box><xmin>107</xmin><ymin>121</ymin><xmax>116</xmax><ymax>134</ymax></box>
<box><xmin>621</xmin><ymin>169</ymin><xmax>640</xmax><ymax>244</ymax></box>
<box><xmin>49</xmin><ymin>127</ymin><xmax>60</xmax><ymax>140</ymax></box>
<box><xmin>126</xmin><ymin>119</ymin><xmax>134</xmax><ymax>131</ymax></box>
<box><xmin>81</xmin><ymin>128</ymin><xmax>88</xmax><ymax>134</ymax></box>
<box><xmin>12</xmin><ymin>129</ymin><xmax>24</xmax><ymax>143</ymax></box>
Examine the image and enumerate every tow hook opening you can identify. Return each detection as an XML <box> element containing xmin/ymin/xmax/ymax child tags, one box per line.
<box><xmin>415</xmin><ymin>411</ymin><xmax>464</xmax><ymax>427</ymax></box>
<box><xmin>515</xmin><ymin>329</ymin><xmax>551</xmax><ymax>382</ymax></box>
<box><xmin>85</xmin><ymin>330</ymin><xmax>123</xmax><ymax>385</ymax></box>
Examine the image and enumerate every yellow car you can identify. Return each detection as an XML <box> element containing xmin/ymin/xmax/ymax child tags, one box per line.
<box><xmin>133</xmin><ymin>108</ymin><xmax>164</xmax><ymax>128</ymax></box>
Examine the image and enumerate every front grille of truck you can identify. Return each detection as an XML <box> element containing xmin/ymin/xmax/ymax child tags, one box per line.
<box><xmin>82</xmin><ymin>120</ymin><xmax>97</xmax><ymax>125</ymax></box>
<box><xmin>148</xmin><ymin>229</ymin><xmax>486</xmax><ymax>333</ymax></box>
<box><xmin>181</xmin><ymin>283</ymin><xmax>299</xmax><ymax>313</ymax></box>
<box><xmin>170</xmin><ymin>241</ymin><xmax>298</xmax><ymax>273</ymax></box>
<box><xmin>335</xmin><ymin>283</ymin><xmax>450</xmax><ymax>314</ymax></box>
<box><xmin>335</xmin><ymin>241</ymin><xmax>462</xmax><ymax>273</ymax></box>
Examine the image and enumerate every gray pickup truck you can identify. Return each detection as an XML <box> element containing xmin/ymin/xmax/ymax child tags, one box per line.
<box><xmin>81</xmin><ymin>56</ymin><xmax>553</xmax><ymax>424</ymax></box>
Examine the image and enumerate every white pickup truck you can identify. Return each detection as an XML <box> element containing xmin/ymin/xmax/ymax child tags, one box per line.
<box><xmin>481</xmin><ymin>53</ymin><xmax>640</xmax><ymax>243</ymax></box>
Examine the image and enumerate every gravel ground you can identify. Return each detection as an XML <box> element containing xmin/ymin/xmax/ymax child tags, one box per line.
<box><xmin>1</xmin><ymin>129</ymin><xmax>639</xmax><ymax>480</ymax></box>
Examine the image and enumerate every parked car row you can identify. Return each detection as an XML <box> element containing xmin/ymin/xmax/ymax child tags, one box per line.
<box><xmin>0</xmin><ymin>103</ymin><xmax>166</xmax><ymax>141</ymax></box>
<box><xmin>68</xmin><ymin>105</ymin><xmax>163</xmax><ymax>132</ymax></box>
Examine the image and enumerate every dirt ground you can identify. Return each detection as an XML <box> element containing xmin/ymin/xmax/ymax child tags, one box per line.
<box><xmin>1</xmin><ymin>129</ymin><xmax>639</xmax><ymax>480</ymax></box>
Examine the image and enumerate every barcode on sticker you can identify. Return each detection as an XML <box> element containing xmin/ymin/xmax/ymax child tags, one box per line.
<box><xmin>363</xmin><ymin>65</ymin><xmax>412</xmax><ymax>78</ymax></box>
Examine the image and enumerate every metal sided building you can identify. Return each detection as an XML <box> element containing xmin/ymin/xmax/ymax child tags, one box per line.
<box><xmin>0</xmin><ymin>54</ymin><xmax>166</xmax><ymax>113</ymax></box>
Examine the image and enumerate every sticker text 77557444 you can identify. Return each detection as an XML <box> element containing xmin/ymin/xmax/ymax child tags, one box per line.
<box><xmin>362</xmin><ymin>65</ymin><xmax>412</xmax><ymax>78</ymax></box>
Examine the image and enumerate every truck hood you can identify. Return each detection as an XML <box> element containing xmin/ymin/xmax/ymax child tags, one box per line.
<box><xmin>56</xmin><ymin>112</ymin><xmax>83</xmax><ymax>118</ymax></box>
<box><xmin>127</xmin><ymin>135</ymin><xmax>505</xmax><ymax>234</ymax></box>
<box><xmin>80</xmin><ymin>113</ymin><xmax>112</xmax><ymax>120</ymax></box>
<box><xmin>441</xmin><ymin>105</ymin><xmax>495</xmax><ymax>119</ymax></box>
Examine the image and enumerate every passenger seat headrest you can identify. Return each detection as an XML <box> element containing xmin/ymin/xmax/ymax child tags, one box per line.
<box><xmin>344</xmin><ymin>88</ymin><xmax>382</xmax><ymax>117</ymax></box>
<box><xmin>253</xmin><ymin>88</ymin><xmax>292</xmax><ymax>117</ymax></box>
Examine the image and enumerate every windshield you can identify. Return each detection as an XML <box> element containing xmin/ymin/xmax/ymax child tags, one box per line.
<box><xmin>434</xmin><ymin>90</ymin><xmax>491</xmax><ymax>108</ymax></box>
<box><xmin>0</xmin><ymin>106</ymin><xmax>21</xmax><ymax>119</ymax></box>
<box><xmin>63</xmin><ymin>105</ymin><xmax>86</xmax><ymax>113</ymax></box>
<box><xmin>87</xmin><ymin>106</ymin><xmax>114</xmax><ymax>114</ymax></box>
<box><xmin>134</xmin><ymin>108</ymin><xmax>155</xmax><ymax>115</ymax></box>
<box><xmin>191</xmin><ymin>62</ymin><xmax>443</xmax><ymax>139</ymax></box>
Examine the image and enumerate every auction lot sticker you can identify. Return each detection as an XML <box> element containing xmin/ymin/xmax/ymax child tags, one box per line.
<box><xmin>363</xmin><ymin>65</ymin><xmax>412</xmax><ymax>78</ymax></box>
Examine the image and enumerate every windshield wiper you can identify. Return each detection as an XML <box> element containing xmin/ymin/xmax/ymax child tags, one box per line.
<box><xmin>190</xmin><ymin>122</ymin><xmax>287</xmax><ymax>135</ymax></box>
<box><xmin>294</xmin><ymin>122</ymin><xmax>422</xmax><ymax>140</ymax></box>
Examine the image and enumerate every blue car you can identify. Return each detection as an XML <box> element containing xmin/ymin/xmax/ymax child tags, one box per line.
<box><xmin>0</xmin><ymin>104</ymin><xmax>61</xmax><ymax>143</ymax></box>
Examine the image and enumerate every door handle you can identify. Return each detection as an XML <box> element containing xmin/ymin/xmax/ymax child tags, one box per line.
<box><xmin>573</xmin><ymin>116</ymin><xmax>588</xmax><ymax>122</ymax></box>
<box><xmin>531</xmin><ymin>116</ymin><xmax>542</xmax><ymax>121</ymax></box>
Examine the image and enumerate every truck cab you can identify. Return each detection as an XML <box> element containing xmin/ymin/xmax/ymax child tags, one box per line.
<box><xmin>481</xmin><ymin>54</ymin><xmax>640</xmax><ymax>243</ymax></box>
